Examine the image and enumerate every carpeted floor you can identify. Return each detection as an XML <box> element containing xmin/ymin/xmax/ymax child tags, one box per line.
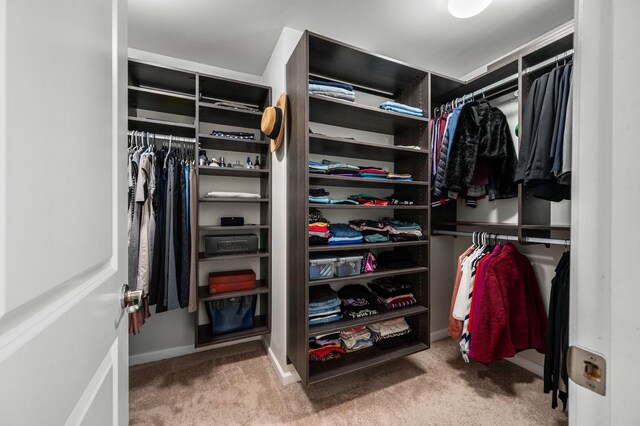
<box><xmin>129</xmin><ymin>339</ymin><xmax>568</xmax><ymax>425</ymax></box>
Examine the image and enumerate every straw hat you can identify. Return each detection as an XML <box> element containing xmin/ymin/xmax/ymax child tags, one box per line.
<box><xmin>261</xmin><ymin>93</ymin><xmax>287</xmax><ymax>153</ymax></box>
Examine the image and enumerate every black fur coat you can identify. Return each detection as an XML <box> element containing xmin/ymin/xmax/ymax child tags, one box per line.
<box><xmin>442</xmin><ymin>100</ymin><xmax>517</xmax><ymax>199</ymax></box>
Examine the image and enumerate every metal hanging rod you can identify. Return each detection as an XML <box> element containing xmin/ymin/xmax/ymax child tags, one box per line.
<box><xmin>432</xmin><ymin>229</ymin><xmax>570</xmax><ymax>247</ymax></box>
<box><xmin>436</xmin><ymin>48</ymin><xmax>574</xmax><ymax>114</ymax></box>
<box><xmin>127</xmin><ymin>130</ymin><xmax>196</xmax><ymax>144</ymax></box>
<box><xmin>470</xmin><ymin>48</ymin><xmax>574</xmax><ymax>99</ymax></box>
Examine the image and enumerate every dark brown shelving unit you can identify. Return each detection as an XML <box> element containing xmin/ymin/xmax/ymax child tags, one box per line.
<box><xmin>195</xmin><ymin>73</ymin><xmax>272</xmax><ymax>349</ymax></box>
<box><xmin>128</xmin><ymin>59</ymin><xmax>272</xmax><ymax>350</ymax></box>
<box><xmin>287</xmin><ymin>31</ymin><xmax>430</xmax><ymax>385</ymax></box>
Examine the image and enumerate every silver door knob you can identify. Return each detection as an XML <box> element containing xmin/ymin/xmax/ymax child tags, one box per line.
<box><xmin>121</xmin><ymin>284</ymin><xmax>145</xmax><ymax>314</ymax></box>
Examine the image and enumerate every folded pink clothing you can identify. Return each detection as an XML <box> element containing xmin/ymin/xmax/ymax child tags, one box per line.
<box><xmin>359</xmin><ymin>168</ymin><xmax>388</xmax><ymax>174</ymax></box>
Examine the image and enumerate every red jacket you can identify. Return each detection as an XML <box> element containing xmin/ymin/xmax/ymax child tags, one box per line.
<box><xmin>470</xmin><ymin>243</ymin><xmax>547</xmax><ymax>364</ymax></box>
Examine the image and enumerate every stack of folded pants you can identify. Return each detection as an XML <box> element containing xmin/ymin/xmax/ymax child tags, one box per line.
<box><xmin>323</xmin><ymin>160</ymin><xmax>360</xmax><ymax>176</ymax></box>
<box><xmin>368</xmin><ymin>277</ymin><xmax>417</xmax><ymax>309</ymax></box>
<box><xmin>337</xmin><ymin>284</ymin><xmax>382</xmax><ymax>318</ymax></box>
<box><xmin>308</xmin><ymin>161</ymin><xmax>329</xmax><ymax>174</ymax></box>
<box><xmin>348</xmin><ymin>193</ymin><xmax>390</xmax><ymax>206</ymax></box>
<box><xmin>383</xmin><ymin>217</ymin><xmax>424</xmax><ymax>241</ymax></box>
<box><xmin>379</xmin><ymin>101</ymin><xmax>424</xmax><ymax>117</ymax></box>
<box><xmin>348</xmin><ymin>219</ymin><xmax>390</xmax><ymax>243</ymax></box>
<box><xmin>340</xmin><ymin>326</ymin><xmax>374</xmax><ymax>352</ymax></box>
<box><xmin>309</xmin><ymin>188</ymin><xmax>331</xmax><ymax>204</ymax></box>
<box><xmin>309</xmin><ymin>285</ymin><xmax>342</xmax><ymax>325</ymax></box>
<box><xmin>309</xmin><ymin>79</ymin><xmax>355</xmax><ymax>102</ymax></box>
<box><xmin>309</xmin><ymin>208</ymin><xmax>330</xmax><ymax>245</ymax></box>
<box><xmin>328</xmin><ymin>223</ymin><xmax>363</xmax><ymax>245</ymax></box>
<box><xmin>368</xmin><ymin>318</ymin><xmax>414</xmax><ymax>349</ymax></box>
<box><xmin>309</xmin><ymin>333</ymin><xmax>345</xmax><ymax>362</ymax></box>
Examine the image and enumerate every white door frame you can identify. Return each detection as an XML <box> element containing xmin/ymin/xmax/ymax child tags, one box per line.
<box><xmin>571</xmin><ymin>0</ymin><xmax>640</xmax><ymax>424</ymax></box>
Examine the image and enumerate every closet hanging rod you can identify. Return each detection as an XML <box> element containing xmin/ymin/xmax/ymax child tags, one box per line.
<box><xmin>469</xmin><ymin>48</ymin><xmax>574</xmax><ymax>99</ymax></box>
<box><xmin>127</xmin><ymin>130</ymin><xmax>196</xmax><ymax>143</ymax></box>
<box><xmin>432</xmin><ymin>229</ymin><xmax>570</xmax><ymax>247</ymax></box>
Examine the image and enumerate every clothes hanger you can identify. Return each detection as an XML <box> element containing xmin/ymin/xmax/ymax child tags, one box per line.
<box><xmin>164</xmin><ymin>135</ymin><xmax>173</xmax><ymax>170</ymax></box>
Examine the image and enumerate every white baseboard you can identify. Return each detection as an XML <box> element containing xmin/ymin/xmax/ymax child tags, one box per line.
<box><xmin>430</xmin><ymin>328</ymin><xmax>450</xmax><ymax>342</ymax></box>
<box><xmin>506</xmin><ymin>355</ymin><xmax>544</xmax><ymax>377</ymax></box>
<box><xmin>129</xmin><ymin>335</ymin><xmax>262</xmax><ymax>366</ymax></box>
<box><xmin>267</xmin><ymin>346</ymin><xmax>301</xmax><ymax>385</ymax></box>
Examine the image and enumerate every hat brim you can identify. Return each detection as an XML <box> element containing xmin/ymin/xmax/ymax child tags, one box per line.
<box><xmin>270</xmin><ymin>93</ymin><xmax>287</xmax><ymax>153</ymax></box>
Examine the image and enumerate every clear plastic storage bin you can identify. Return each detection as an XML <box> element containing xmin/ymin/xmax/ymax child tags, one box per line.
<box><xmin>335</xmin><ymin>255</ymin><xmax>363</xmax><ymax>277</ymax></box>
<box><xmin>309</xmin><ymin>256</ymin><xmax>337</xmax><ymax>280</ymax></box>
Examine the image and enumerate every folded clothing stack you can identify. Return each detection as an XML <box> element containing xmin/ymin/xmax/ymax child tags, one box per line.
<box><xmin>359</xmin><ymin>167</ymin><xmax>388</xmax><ymax>180</ymax></box>
<box><xmin>379</xmin><ymin>101</ymin><xmax>424</xmax><ymax>117</ymax></box>
<box><xmin>387</xmin><ymin>173</ymin><xmax>413</xmax><ymax>181</ymax></box>
<box><xmin>340</xmin><ymin>326</ymin><xmax>374</xmax><ymax>352</ymax></box>
<box><xmin>369</xmin><ymin>278</ymin><xmax>417</xmax><ymax>309</ymax></box>
<box><xmin>323</xmin><ymin>160</ymin><xmax>360</xmax><ymax>176</ymax></box>
<box><xmin>348</xmin><ymin>219</ymin><xmax>390</xmax><ymax>243</ymax></box>
<box><xmin>309</xmin><ymin>188</ymin><xmax>358</xmax><ymax>205</ymax></box>
<box><xmin>210</xmin><ymin>130</ymin><xmax>255</xmax><ymax>140</ymax></box>
<box><xmin>328</xmin><ymin>223</ymin><xmax>364</xmax><ymax>245</ymax></box>
<box><xmin>383</xmin><ymin>217</ymin><xmax>424</xmax><ymax>242</ymax></box>
<box><xmin>368</xmin><ymin>318</ymin><xmax>415</xmax><ymax>349</ymax></box>
<box><xmin>349</xmin><ymin>194</ymin><xmax>390</xmax><ymax>206</ymax></box>
<box><xmin>337</xmin><ymin>284</ymin><xmax>382</xmax><ymax>319</ymax></box>
<box><xmin>309</xmin><ymin>285</ymin><xmax>342</xmax><ymax>325</ymax></box>
<box><xmin>377</xmin><ymin>250</ymin><xmax>416</xmax><ymax>269</ymax></box>
<box><xmin>309</xmin><ymin>208</ymin><xmax>330</xmax><ymax>245</ymax></box>
<box><xmin>309</xmin><ymin>79</ymin><xmax>355</xmax><ymax>102</ymax></box>
<box><xmin>308</xmin><ymin>161</ymin><xmax>329</xmax><ymax>174</ymax></box>
<box><xmin>309</xmin><ymin>332</ymin><xmax>345</xmax><ymax>362</ymax></box>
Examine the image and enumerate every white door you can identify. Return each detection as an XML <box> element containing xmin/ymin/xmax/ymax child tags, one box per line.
<box><xmin>571</xmin><ymin>0</ymin><xmax>640</xmax><ymax>424</ymax></box>
<box><xmin>0</xmin><ymin>0</ymin><xmax>128</xmax><ymax>425</ymax></box>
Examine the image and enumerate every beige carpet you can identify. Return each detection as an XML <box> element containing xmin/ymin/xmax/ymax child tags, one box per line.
<box><xmin>130</xmin><ymin>339</ymin><xmax>568</xmax><ymax>426</ymax></box>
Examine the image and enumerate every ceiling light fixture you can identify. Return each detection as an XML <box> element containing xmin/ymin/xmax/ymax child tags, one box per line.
<box><xmin>448</xmin><ymin>0</ymin><xmax>493</xmax><ymax>19</ymax></box>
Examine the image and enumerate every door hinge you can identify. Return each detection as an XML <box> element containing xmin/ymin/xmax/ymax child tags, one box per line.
<box><xmin>568</xmin><ymin>346</ymin><xmax>606</xmax><ymax>396</ymax></box>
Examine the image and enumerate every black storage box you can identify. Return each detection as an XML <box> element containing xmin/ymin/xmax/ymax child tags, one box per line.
<box><xmin>204</xmin><ymin>234</ymin><xmax>259</xmax><ymax>256</ymax></box>
<box><xmin>221</xmin><ymin>217</ymin><xmax>244</xmax><ymax>226</ymax></box>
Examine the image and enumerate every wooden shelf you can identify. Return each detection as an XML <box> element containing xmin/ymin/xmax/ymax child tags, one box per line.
<box><xmin>308</xmin><ymin>32</ymin><xmax>428</xmax><ymax>95</ymax></box>
<box><xmin>199</xmin><ymin>224</ymin><xmax>268</xmax><ymax>231</ymax></box>
<box><xmin>128</xmin><ymin>86</ymin><xmax>196</xmax><ymax>117</ymax></box>
<box><xmin>308</xmin><ymin>341</ymin><xmax>428</xmax><ymax>384</ymax></box>
<box><xmin>434</xmin><ymin>221</ymin><xmax>518</xmax><ymax>230</ymax></box>
<box><xmin>199</xmin><ymin>166</ymin><xmax>269</xmax><ymax>177</ymax></box>
<box><xmin>128</xmin><ymin>60</ymin><xmax>196</xmax><ymax>97</ymax></box>
<box><xmin>199</xmin><ymin>197</ymin><xmax>269</xmax><ymax>203</ymax></box>
<box><xmin>199</xmin><ymin>134</ymin><xmax>269</xmax><ymax>153</ymax></box>
<box><xmin>308</xmin><ymin>266</ymin><xmax>428</xmax><ymax>287</ymax></box>
<box><xmin>199</xmin><ymin>101</ymin><xmax>262</xmax><ymax>128</ymax></box>
<box><xmin>198</xmin><ymin>251</ymin><xmax>269</xmax><ymax>262</ymax></box>
<box><xmin>309</xmin><ymin>305</ymin><xmax>428</xmax><ymax>336</ymax></box>
<box><xmin>128</xmin><ymin>116</ymin><xmax>196</xmax><ymax>137</ymax></box>
<box><xmin>309</xmin><ymin>240</ymin><xmax>427</xmax><ymax>252</ymax></box>
<box><xmin>521</xmin><ymin>224</ymin><xmax>570</xmax><ymax>231</ymax></box>
<box><xmin>309</xmin><ymin>94</ymin><xmax>428</xmax><ymax>135</ymax></box>
<box><xmin>199</xmin><ymin>74</ymin><xmax>270</xmax><ymax>107</ymax></box>
<box><xmin>196</xmin><ymin>315</ymin><xmax>268</xmax><ymax>347</ymax></box>
<box><xmin>309</xmin><ymin>173</ymin><xmax>427</xmax><ymax>188</ymax></box>
<box><xmin>312</xmin><ymin>203</ymin><xmax>428</xmax><ymax>210</ymax></box>
<box><xmin>309</xmin><ymin>133</ymin><xmax>428</xmax><ymax>161</ymax></box>
<box><xmin>197</xmin><ymin>281</ymin><xmax>269</xmax><ymax>302</ymax></box>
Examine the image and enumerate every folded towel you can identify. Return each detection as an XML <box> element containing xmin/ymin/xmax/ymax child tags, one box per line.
<box><xmin>309</xmin><ymin>79</ymin><xmax>354</xmax><ymax>92</ymax></box>
<box><xmin>379</xmin><ymin>101</ymin><xmax>424</xmax><ymax>115</ymax></box>
<box><xmin>204</xmin><ymin>191</ymin><xmax>261</xmax><ymax>198</ymax></box>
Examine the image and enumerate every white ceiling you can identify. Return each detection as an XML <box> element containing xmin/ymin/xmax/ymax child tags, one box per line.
<box><xmin>128</xmin><ymin>0</ymin><xmax>574</xmax><ymax>79</ymax></box>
